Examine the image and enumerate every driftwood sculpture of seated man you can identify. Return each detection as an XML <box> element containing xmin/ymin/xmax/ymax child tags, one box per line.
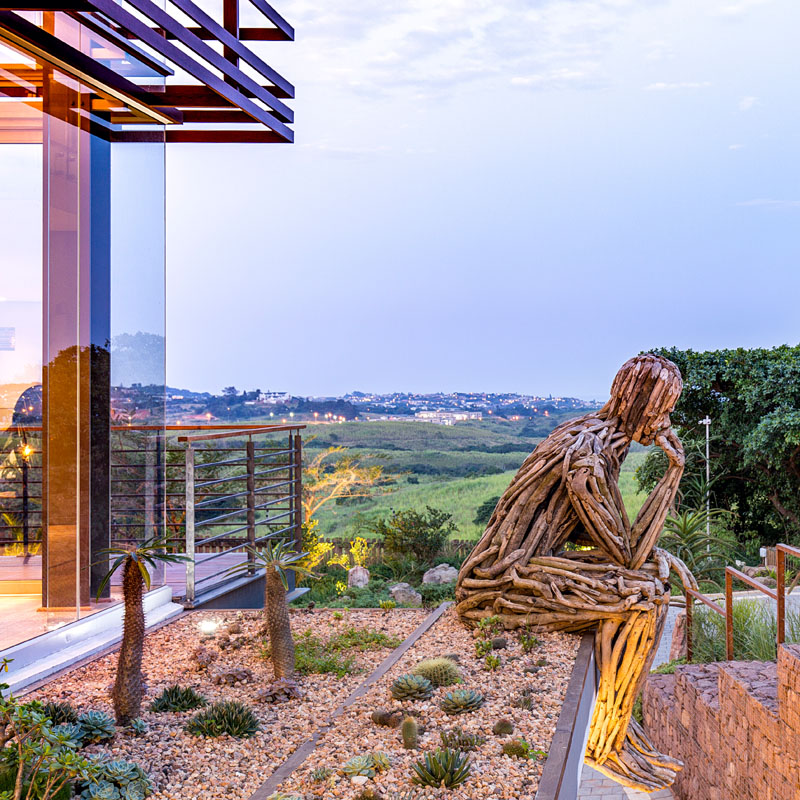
<box><xmin>455</xmin><ymin>353</ymin><xmax>696</xmax><ymax>791</ymax></box>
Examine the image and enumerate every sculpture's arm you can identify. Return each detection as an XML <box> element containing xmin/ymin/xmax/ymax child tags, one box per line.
<box><xmin>630</xmin><ymin>429</ymin><xmax>684</xmax><ymax>569</ymax></box>
<box><xmin>566</xmin><ymin>451</ymin><xmax>632</xmax><ymax>565</ymax></box>
<box><xmin>654</xmin><ymin>547</ymin><xmax>698</xmax><ymax>592</ymax></box>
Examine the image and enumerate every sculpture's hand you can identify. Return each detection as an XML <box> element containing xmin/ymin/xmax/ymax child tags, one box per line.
<box><xmin>656</xmin><ymin>428</ymin><xmax>684</xmax><ymax>469</ymax></box>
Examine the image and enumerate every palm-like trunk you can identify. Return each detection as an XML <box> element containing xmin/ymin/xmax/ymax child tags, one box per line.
<box><xmin>265</xmin><ymin>568</ymin><xmax>294</xmax><ymax>678</ymax></box>
<box><xmin>112</xmin><ymin>558</ymin><xmax>145</xmax><ymax>724</ymax></box>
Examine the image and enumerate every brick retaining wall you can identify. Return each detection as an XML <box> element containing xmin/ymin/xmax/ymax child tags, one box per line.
<box><xmin>642</xmin><ymin>645</ymin><xmax>800</xmax><ymax>800</ymax></box>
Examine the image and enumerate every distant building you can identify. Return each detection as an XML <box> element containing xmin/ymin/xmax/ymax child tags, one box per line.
<box><xmin>414</xmin><ymin>410</ymin><xmax>483</xmax><ymax>425</ymax></box>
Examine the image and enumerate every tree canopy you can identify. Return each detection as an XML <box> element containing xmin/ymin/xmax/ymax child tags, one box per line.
<box><xmin>636</xmin><ymin>345</ymin><xmax>800</xmax><ymax>546</ymax></box>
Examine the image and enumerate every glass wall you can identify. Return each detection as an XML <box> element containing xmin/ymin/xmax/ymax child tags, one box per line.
<box><xmin>0</xmin><ymin>25</ymin><xmax>166</xmax><ymax>649</ymax></box>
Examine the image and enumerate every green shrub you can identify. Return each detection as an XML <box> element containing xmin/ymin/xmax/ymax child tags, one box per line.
<box><xmin>186</xmin><ymin>701</ymin><xmax>259</xmax><ymax>739</ymax></box>
<box><xmin>372</xmin><ymin>506</ymin><xmax>455</xmax><ymax>566</ymax></box>
<box><xmin>293</xmin><ymin>631</ymin><xmax>356</xmax><ymax>677</ymax></box>
<box><xmin>651</xmin><ymin>658</ymin><xmax>687</xmax><ymax>675</ymax></box>
<box><xmin>150</xmin><ymin>685</ymin><xmax>208</xmax><ymax>713</ymax></box>
<box><xmin>419</xmin><ymin>583</ymin><xmax>455</xmax><ymax>607</ymax></box>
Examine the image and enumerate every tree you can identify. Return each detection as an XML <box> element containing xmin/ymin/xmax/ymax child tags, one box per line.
<box><xmin>228</xmin><ymin>540</ymin><xmax>312</xmax><ymax>678</ymax></box>
<box><xmin>96</xmin><ymin>538</ymin><xmax>190</xmax><ymax>724</ymax></box>
<box><xmin>302</xmin><ymin>447</ymin><xmax>385</xmax><ymax>523</ymax></box>
<box><xmin>473</xmin><ymin>495</ymin><xmax>501</xmax><ymax>527</ymax></box>
<box><xmin>637</xmin><ymin>345</ymin><xmax>800</xmax><ymax>546</ymax></box>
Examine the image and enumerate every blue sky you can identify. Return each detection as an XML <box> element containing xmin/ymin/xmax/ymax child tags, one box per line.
<box><xmin>166</xmin><ymin>0</ymin><xmax>800</xmax><ymax>400</ymax></box>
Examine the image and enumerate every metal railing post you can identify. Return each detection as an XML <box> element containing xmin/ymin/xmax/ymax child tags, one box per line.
<box><xmin>246</xmin><ymin>438</ymin><xmax>255</xmax><ymax>574</ymax></box>
<box><xmin>778</xmin><ymin>546</ymin><xmax>786</xmax><ymax>646</ymax></box>
<box><xmin>685</xmin><ymin>587</ymin><xmax>693</xmax><ymax>662</ymax></box>
<box><xmin>185</xmin><ymin>444</ymin><xmax>196</xmax><ymax>605</ymax></box>
<box><xmin>293</xmin><ymin>431</ymin><xmax>303</xmax><ymax>553</ymax></box>
<box><xmin>725</xmin><ymin>568</ymin><xmax>734</xmax><ymax>661</ymax></box>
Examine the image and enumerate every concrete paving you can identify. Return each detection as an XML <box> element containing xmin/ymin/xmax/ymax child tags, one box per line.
<box><xmin>578</xmin><ymin>765</ymin><xmax>676</xmax><ymax>799</ymax></box>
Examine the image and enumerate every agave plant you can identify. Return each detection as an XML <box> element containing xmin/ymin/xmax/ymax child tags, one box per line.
<box><xmin>96</xmin><ymin>537</ymin><xmax>190</xmax><ymax>724</ymax></box>
<box><xmin>410</xmin><ymin>748</ymin><xmax>471</xmax><ymax>789</ymax></box>
<box><xmin>227</xmin><ymin>540</ymin><xmax>312</xmax><ymax>678</ymax></box>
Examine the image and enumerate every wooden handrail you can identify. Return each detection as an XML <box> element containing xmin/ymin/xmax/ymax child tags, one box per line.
<box><xmin>177</xmin><ymin>424</ymin><xmax>304</xmax><ymax>443</ymax></box>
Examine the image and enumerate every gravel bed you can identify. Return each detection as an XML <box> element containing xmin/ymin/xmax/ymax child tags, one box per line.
<box><xmin>28</xmin><ymin>608</ymin><xmax>427</xmax><ymax>800</ymax></box>
<box><xmin>277</xmin><ymin>607</ymin><xmax>580</xmax><ymax>800</ymax></box>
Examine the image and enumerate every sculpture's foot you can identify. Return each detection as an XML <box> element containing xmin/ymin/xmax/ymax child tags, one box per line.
<box><xmin>586</xmin><ymin>720</ymin><xmax>682</xmax><ymax>793</ymax></box>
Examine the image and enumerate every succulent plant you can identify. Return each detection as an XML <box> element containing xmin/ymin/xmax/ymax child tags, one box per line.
<box><xmin>379</xmin><ymin>600</ymin><xmax>397</xmax><ymax>610</ymax></box>
<box><xmin>474</xmin><ymin>639</ymin><xmax>492</xmax><ymax>658</ymax></box>
<box><xmin>52</xmin><ymin>721</ymin><xmax>85</xmax><ymax>747</ymax></box>
<box><xmin>341</xmin><ymin>754</ymin><xmax>376</xmax><ymax>778</ymax></box>
<box><xmin>439</xmin><ymin>727</ymin><xmax>485</xmax><ymax>751</ymax></box>
<box><xmin>441</xmin><ymin>689</ymin><xmax>485</xmax><ymax>715</ymax></box>
<box><xmin>501</xmin><ymin>737</ymin><xmax>546</xmax><ymax>760</ymax></box>
<box><xmin>150</xmin><ymin>685</ymin><xmax>208</xmax><ymax>713</ymax></box>
<box><xmin>484</xmin><ymin>654</ymin><xmax>500</xmax><ymax>671</ymax></box>
<box><xmin>266</xmin><ymin>793</ymin><xmax>304</xmax><ymax>800</ymax></box>
<box><xmin>79</xmin><ymin>758</ymin><xmax>152</xmax><ymax>800</ymax></box>
<box><xmin>42</xmin><ymin>700</ymin><xmax>79</xmax><ymax>726</ymax></box>
<box><xmin>519</xmin><ymin>632</ymin><xmax>540</xmax><ymax>653</ymax></box>
<box><xmin>371</xmin><ymin>708</ymin><xmax>403</xmax><ymax>728</ymax></box>
<box><xmin>411</xmin><ymin>657</ymin><xmax>461</xmax><ymax>687</ymax></box>
<box><xmin>476</xmin><ymin>615</ymin><xmax>502</xmax><ymax>638</ymax></box>
<box><xmin>534</xmin><ymin>657</ymin><xmax>548</xmax><ymax>667</ymax></box>
<box><xmin>370</xmin><ymin>751</ymin><xmax>392</xmax><ymax>773</ymax></box>
<box><xmin>257</xmin><ymin>678</ymin><xmax>304</xmax><ymax>704</ymax></box>
<box><xmin>410</xmin><ymin>748</ymin><xmax>471</xmax><ymax>789</ymax></box>
<box><xmin>401</xmin><ymin>715</ymin><xmax>418</xmax><ymax>749</ymax></box>
<box><xmin>390</xmin><ymin>674</ymin><xmax>434</xmax><ymax>701</ymax></box>
<box><xmin>492</xmin><ymin>718</ymin><xmax>514</xmax><ymax>736</ymax></box>
<box><xmin>185</xmin><ymin>700</ymin><xmax>260</xmax><ymax>739</ymax></box>
<box><xmin>310</xmin><ymin>766</ymin><xmax>333</xmax><ymax>782</ymax></box>
<box><xmin>513</xmin><ymin>688</ymin><xmax>535</xmax><ymax>710</ymax></box>
<box><xmin>77</xmin><ymin>710</ymin><xmax>116</xmax><ymax>743</ymax></box>
<box><xmin>128</xmin><ymin>718</ymin><xmax>148</xmax><ymax>736</ymax></box>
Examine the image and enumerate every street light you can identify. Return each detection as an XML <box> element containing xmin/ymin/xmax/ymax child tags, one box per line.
<box><xmin>699</xmin><ymin>416</ymin><xmax>712</xmax><ymax>541</ymax></box>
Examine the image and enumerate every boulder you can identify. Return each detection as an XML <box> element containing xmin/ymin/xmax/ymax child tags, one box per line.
<box><xmin>348</xmin><ymin>565</ymin><xmax>370</xmax><ymax>589</ymax></box>
<box><xmin>389</xmin><ymin>582</ymin><xmax>422</xmax><ymax>607</ymax></box>
<box><xmin>422</xmin><ymin>564</ymin><xmax>459</xmax><ymax>585</ymax></box>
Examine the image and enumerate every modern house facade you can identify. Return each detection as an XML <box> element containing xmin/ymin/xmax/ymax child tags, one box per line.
<box><xmin>0</xmin><ymin>0</ymin><xmax>294</xmax><ymax>653</ymax></box>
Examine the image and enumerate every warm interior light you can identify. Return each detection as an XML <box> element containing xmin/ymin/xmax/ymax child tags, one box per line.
<box><xmin>21</xmin><ymin>444</ymin><xmax>33</xmax><ymax>458</ymax></box>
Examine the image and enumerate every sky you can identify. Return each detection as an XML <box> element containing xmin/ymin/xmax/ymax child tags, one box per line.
<box><xmin>165</xmin><ymin>0</ymin><xmax>800</xmax><ymax>400</ymax></box>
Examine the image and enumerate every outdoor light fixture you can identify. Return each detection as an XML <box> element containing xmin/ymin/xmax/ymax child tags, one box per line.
<box><xmin>198</xmin><ymin>620</ymin><xmax>218</xmax><ymax>637</ymax></box>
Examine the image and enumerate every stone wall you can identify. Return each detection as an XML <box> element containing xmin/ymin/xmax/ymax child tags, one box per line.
<box><xmin>642</xmin><ymin>644</ymin><xmax>800</xmax><ymax>800</ymax></box>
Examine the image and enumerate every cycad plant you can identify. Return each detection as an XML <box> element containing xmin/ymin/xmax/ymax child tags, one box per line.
<box><xmin>97</xmin><ymin>537</ymin><xmax>190</xmax><ymax>725</ymax></box>
<box><xmin>659</xmin><ymin>508</ymin><xmax>734</xmax><ymax>588</ymax></box>
<box><xmin>228</xmin><ymin>539</ymin><xmax>312</xmax><ymax>678</ymax></box>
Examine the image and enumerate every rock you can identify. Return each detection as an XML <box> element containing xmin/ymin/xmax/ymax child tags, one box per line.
<box><xmin>422</xmin><ymin>564</ymin><xmax>459</xmax><ymax>585</ymax></box>
<box><xmin>757</xmin><ymin>576</ymin><xmax>778</xmax><ymax>588</ymax></box>
<box><xmin>670</xmin><ymin>610</ymin><xmax>687</xmax><ymax>661</ymax></box>
<box><xmin>491</xmin><ymin>637</ymin><xmax>508</xmax><ymax>650</ymax></box>
<box><xmin>389</xmin><ymin>583</ymin><xmax>422</xmax><ymax>607</ymax></box>
<box><xmin>350</xmin><ymin>775</ymin><xmax>369</xmax><ymax>786</ymax></box>
<box><xmin>225</xmin><ymin>622</ymin><xmax>242</xmax><ymax>635</ymax></box>
<box><xmin>348</xmin><ymin>565</ymin><xmax>370</xmax><ymax>589</ymax></box>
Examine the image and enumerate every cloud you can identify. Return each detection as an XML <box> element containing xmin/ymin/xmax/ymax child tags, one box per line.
<box><xmin>510</xmin><ymin>66</ymin><xmax>601</xmax><ymax>90</ymax></box>
<box><xmin>728</xmin><ymin>143</ymin><xmax>745</xmax><ymax>150</ymax></box>
<box><xmin>739</xmin><ymin>95</ymin><xmax>758</xmax><ymax>111</ymax></box>
<box><xmin>737</xmin><ymin>198</ymin><xmax>800</xmax><ymax>208</ymax></box>
<box><xmin>645</xmin><ymin>81</ymin><xmax>712</xmax><ymax>90</ymax></box>
<box><xmin>717</xmin><ymin>0</ymin><xmax>774</xmax><ymax>16</ymax></box>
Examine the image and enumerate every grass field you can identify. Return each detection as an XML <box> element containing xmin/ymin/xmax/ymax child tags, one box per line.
<box><xmin>312</xmin><ymin>444</ymin><xmax>649</xmax><ymax>541</ymax></box>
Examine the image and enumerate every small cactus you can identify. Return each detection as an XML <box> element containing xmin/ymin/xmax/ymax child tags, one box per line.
<box><xmin>371</xmin><ymin>708</ymin><xmax>403</xmax><ymax>728</ymax></box>
<box><xmin>493</xmin><ymin>718</ymin><xmax>514</xmax><ymax>736</ymax></box>
<box><xmin>401</xmin><ymin>715</ymin><xmax>418</xmax><ymax>749</ymax></box>
<box><xmin>439</xmin><ymin>727</ymin><xmax>485</xmax><ymax>751</ymax></box>
<box><xmin>411</xmin><ymin>657</ymin><xmax>461</xmax><ymax>687</ymax></box>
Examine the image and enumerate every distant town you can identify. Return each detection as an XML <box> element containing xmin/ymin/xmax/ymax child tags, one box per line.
<box><xmin>109</xmin><ymin>384</ymin><xmax>602</xmax><ymax>426</ymax></box>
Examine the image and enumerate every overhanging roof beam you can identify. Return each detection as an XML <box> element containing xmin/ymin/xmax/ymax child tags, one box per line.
<box><xmin>167</xmin><ymin>0</ymin><xmax>293</xmax><ymax>99</ymax></box>
<box><xmin>244</xmin><ymin>0</ymin><xmax>292</xmax><ymax>41</ymax></box>
<box><xmin>109</xmin><ymin>0</ymin><xmax>293</xmax><ymax>122</ymax></box>
<box><xmin>89</xmin><ymin>0</ymin><xmax>292</xmax><ymax>139</ymax></box>
<box><xmin>0</xmin><ymin>10</ymin><xmax>181</xmax><ymax>124</ymax></box>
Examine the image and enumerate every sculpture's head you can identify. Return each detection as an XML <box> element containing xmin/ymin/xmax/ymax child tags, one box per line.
<box><xmin>606</xmin><ymin>354</ymin><xmax>682</xmax><ymax>445</ymax></box>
